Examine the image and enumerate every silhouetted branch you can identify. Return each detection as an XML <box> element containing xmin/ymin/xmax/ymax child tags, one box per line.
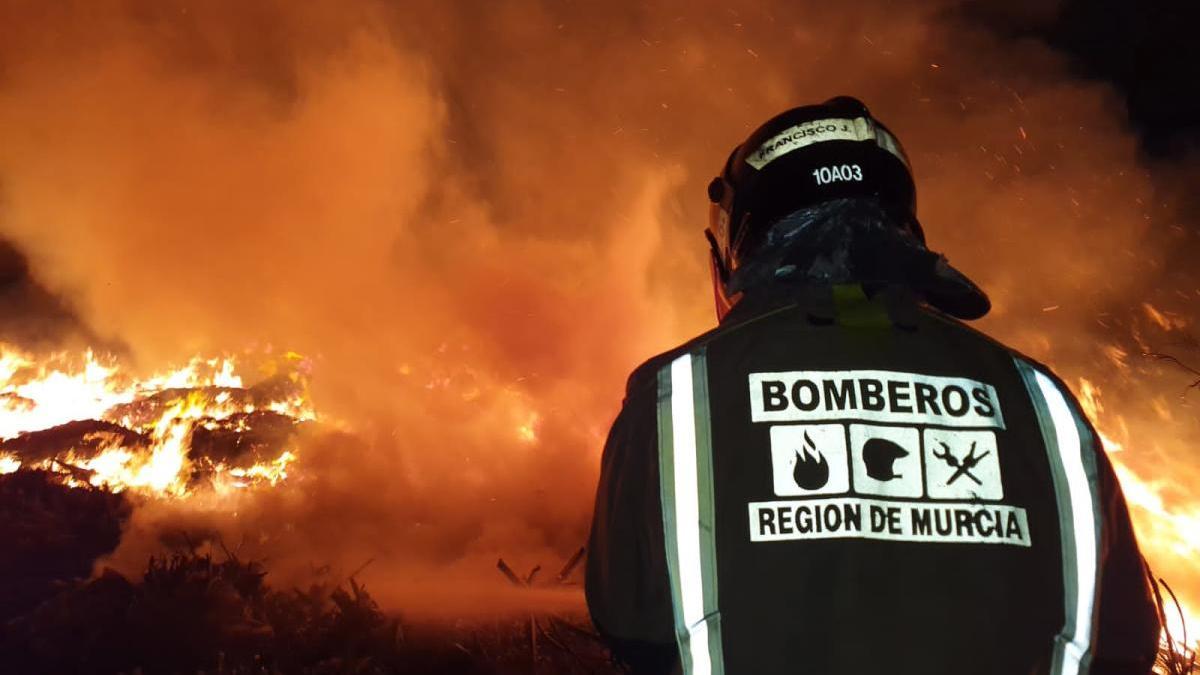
<box><xmin>1143</xmin><ymin>352</ymin><xmax>1200</xmax><ymax>395</ymax></box>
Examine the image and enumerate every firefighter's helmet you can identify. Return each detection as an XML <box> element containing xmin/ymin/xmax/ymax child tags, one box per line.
<box><xmin>705</xmin><ymin>96</ymin><xmax>924</xmax><ymax>318</ymax></box>
<box><xmin>705</xmin><ymin>95</ymin><xmax>988</xmax><ymax>324</ymax></box>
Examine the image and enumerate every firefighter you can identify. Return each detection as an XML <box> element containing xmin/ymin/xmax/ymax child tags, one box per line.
<box><xmin>586</xmin><ymin>96</ymin><xmax>1162</xmax><ymax>675</ymax></box>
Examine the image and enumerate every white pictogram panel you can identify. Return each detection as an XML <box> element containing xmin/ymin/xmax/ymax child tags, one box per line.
<box><xmin>770</xmin><ymin>424</ymin><xmax>849</xmax><ymax>497</ymax></box>
<box><xmin>849</xmin><ymin>424</ymin><xmax>923</xmax><ymax>498</ymax></box>
<box><xmin>922</xmin><ymin>429</ymin><xmax>1003</xmax><ymax>501</ymax></box>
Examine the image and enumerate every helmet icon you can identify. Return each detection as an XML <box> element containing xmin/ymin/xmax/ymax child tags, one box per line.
<box><xmin>862</xmin><ymin>437</ymin><xmax>908</xmax><ymax>481</ymax></box>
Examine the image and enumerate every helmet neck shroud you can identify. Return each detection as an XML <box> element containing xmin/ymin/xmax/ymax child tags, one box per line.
<box><xmin>721</xmin><ymin>197</ymin><xmax>990</xmax><ymax>321</ymax></box>
<box><xmin>727</xmin><ymin>198</ymin><xmax>922</xmax><ymax>294</ymax></box>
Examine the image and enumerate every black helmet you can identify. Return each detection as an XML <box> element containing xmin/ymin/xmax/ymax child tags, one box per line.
<box><xmin>705</xmin><ymin>96</ymin><xmax>989</xmax><ymax>321</ymax></box>
<box><xmin>708</xmin><ymin>96</ymin><xmax>918</xmax><ymax>281</ymax></box>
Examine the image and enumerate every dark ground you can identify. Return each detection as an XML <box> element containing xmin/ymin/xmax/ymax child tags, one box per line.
<box><xmin>0</xmin><ymin>471</ymin><xmax>620</xmax><ymax>675</ymax></box>
<box><xmin>0</xmin><ymin>470</ymin><xmax>1191</xmax><ymax>674</ymax></box>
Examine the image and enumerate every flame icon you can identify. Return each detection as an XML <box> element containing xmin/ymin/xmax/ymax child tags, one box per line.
<box><xmin>792</xmin><ymin>430</ymin><xmax>830</xmax><ymax>490</ymax></box>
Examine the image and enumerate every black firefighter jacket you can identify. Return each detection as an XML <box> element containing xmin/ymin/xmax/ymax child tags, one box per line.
<box><xmin>586</xmin><ymin>283</ymin><xmax>1161</xmax><ymax>675</ymax></box>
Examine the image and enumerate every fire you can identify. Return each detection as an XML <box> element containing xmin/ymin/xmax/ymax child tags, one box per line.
<box><xmin>0</xmin><ymin>348</ymin><xmax>132</xmax><ymax>440</ymax></box>
<box><xmin>1143</xmin><ymin>304</ymin><xmax>1189</xmax><ymax>332</ymax></box>
<box><xmin>0</xmin><ymin>344</ymin><xmax>312</xmax><ymax>497</ymax></box>
<box><xmin>1077</xmin><ymin>378</ymin><xmax>1127</xmax><ymax>453</ymax></box>
<box><xmin>1078</xmin><ymin>376</ymin><xmax>1199</xmax><ymax>657</ymax></box>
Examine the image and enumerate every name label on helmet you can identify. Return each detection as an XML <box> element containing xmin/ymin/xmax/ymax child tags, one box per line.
<box><xmin>746</xmin><ymin>116</ymin><xmax>909</xmax><ymax>170</ymax></box>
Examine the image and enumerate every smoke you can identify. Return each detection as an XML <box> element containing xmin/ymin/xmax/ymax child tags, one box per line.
<box><xmin>0</xmin><ymin>0</ymin><xmax>1196</xmax><ymax>617</ymax></box>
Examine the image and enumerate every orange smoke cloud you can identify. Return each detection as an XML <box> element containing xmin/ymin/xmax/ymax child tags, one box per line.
<box><xmin>0</xmin><ymin>0</ymin><xmax>1195</xmax><ymax>623</ymax></box>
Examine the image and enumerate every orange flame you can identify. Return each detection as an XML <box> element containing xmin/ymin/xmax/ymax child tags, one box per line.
<box><xmin>0</xmin><ymin>344</ymin><xmax>311</xmax><ymax>496</ymax></box>
<box><xmin>1078</xmin><ymin>377</ymin><xmax>1199</xmax><ymax>655</ymax></box>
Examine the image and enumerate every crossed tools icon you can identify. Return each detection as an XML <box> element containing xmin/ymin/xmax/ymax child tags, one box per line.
<box><xmin>932</xmin><ymin>441</ymin><xmax>990</xmax><ymax>486</ymax></box>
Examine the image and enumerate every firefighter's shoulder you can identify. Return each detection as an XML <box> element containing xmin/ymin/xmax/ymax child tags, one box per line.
<box><xmin>622</xmin><ymin>323</ymin><xmax>733</xmax><ymax>400</ymax></box>
<box><xmin>621</xmin><ymin>305</ymin><xmax>784</xmax><ymax>400</ymax></box>
<box><xmin>920</xmin><ymin>305</ymin><xmax>1037</xmax><ymax>361</ymax></box>
<box><xmin>917</xmin><ymin>305</ymin><xmax>1083</xmax><ymax>407</ymax></box>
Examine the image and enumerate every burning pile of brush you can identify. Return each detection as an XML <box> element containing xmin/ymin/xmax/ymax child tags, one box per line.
<box><xmin>0</xmin><ymin>345</ymin><xmax>314</xmax><ymax>496</ymax></box>
<box><xmin>0</xmin><ymin>344</ymin><xmax>321</xmax><ymax>629</ymax></box>
<box><xmin>0</xmin><ymin>344</ymin><xmax>618</xmax><ymax>673</ymax></box>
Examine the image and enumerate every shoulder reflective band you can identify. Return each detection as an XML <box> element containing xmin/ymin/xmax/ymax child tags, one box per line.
<box><xmin>657</xmin><ymin>351</ymin><xmax>725</xmax><ymax>675</ymax></box>
<box><xmin>745</xmin><ymin>116</ymin><xmax>910</xmax><ymax>170</ymax></box>
<box><xmin>1016</xmin><ymin>359</ymin><xmax>1102</xmax><ymax>675</ymax></box>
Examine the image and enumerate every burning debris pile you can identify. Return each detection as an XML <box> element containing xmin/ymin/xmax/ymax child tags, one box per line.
<box><xmin>0</xmin><ymin>344</ymin><xmax>319</xmax><ymax>629</ymax></box>
<box><xmin>0</xmin><ymin>345</ymin><xmax>313</xmax><ymax>496</ymax></box>
<box><xmin>0</xmin><ymin>344</ymin><xmax>618</xmax><ymax>673</ymax></box>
